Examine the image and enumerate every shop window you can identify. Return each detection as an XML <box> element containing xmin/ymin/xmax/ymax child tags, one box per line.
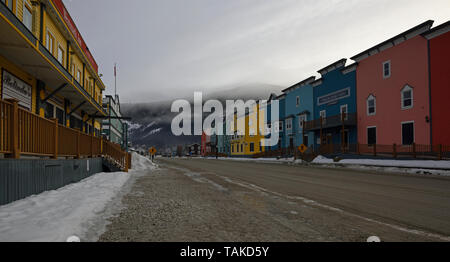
<box><xmin>402</xmin><ymin>122</ymin><xmax>414</xmax><ymax>145</ymax></box>
<box><xmin>401</xmin><ymin>85</ymin><xmax>413</xmax><ymax>110</ymax></box>
<box><xmin>367</xmin><ymin>127</ymin><xmax>377</xmax><ymax>146</ymax></box>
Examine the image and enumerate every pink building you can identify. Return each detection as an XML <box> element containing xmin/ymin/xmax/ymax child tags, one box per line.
<box><xmin>352</xmin><ymin>21</ymin><xmax>434</xmax><ymax>146</ymax></box>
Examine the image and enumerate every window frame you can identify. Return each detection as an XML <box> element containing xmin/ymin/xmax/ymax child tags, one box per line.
<box><xmin>401</xmin><ymin>85</ymin><xmax>414</xmax><ymax>110</ymax></box>
<box><xmin>46</xmin><ymin>28</ymin><xmax>55</xmax><ymax>55</ymax></box>
<box><xmin>340</xmin><ymin>104</ymin><xmax>348</xmax><ymax>120</ymax></box>
<box><xmin>286</xmin><ymin>118</ymin><xmax>292</xmax><ymax>131</ymax></box>
<box><xmin>23</xmin><ymin>1</ymin><xmax>33</xmax><ymax>31</ymax></box>
<box><xmin>383</xmin><ymin>60</ymin><xmax>391</xmax><ymax>79</ymax></box>
<box><xmin>298</xmin><ymin>114</ymin><xmax>307</xmax><ymax>129</ymax></box>
<box><xmin>57</xmin><ymin>44</ymin><xmax>65</xmax><ymax>65</ymax></box>
<box><xmin>367</xmin><ymin>95</ymin><xmax>376</xmax><ymax>116</ymax></box>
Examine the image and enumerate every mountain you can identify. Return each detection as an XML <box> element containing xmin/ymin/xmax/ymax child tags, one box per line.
<box><xmin>122</xmin><ymin>83</ymin><xmax>284</xmax><ymax>150</ymax></box>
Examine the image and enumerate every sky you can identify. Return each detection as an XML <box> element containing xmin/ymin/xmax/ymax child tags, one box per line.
<box><xmin>63</xmin><ymin>0</ymin><xmax>450</xmax><ymax>103</ymax></box>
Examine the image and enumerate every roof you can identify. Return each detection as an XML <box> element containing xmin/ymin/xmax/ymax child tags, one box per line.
<box><xmin>422</xmin><ymin>20</ymin><xmax>450</xmax><ymax>40</ymax></box>
<box><xmin>351</xmin><ymin>20</ymin><xmax>434</xmax><ymax>62</ymax></box>
<box><xmin>341</xmin><ymin>62</ymin><xmax>358</xmax><ymax>75</ymax></box>
<box><xmin>282</xmin><ymin>76</ymin><xmax>316</xmax><ymax>93</ymax></box>
<box><xmin>318</xmin><ymin>59</ymin><xmax>347</xmax><ymax>76</ymax></box>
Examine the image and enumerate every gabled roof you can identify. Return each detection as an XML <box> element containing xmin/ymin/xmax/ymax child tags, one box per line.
<box><xmin>422</xmin><ymin>20</ymin><xmax>450</xmax><ymax>40</ymax></box>
<box><xmin>351</xmin><ymin>20</ymin><xmax>434</xmax><ymax>62</ymax></box>
<box><xmin>318</xmin><ymin>59</ymin><xmax>347</xmax><ymax>76</ymax></box>
<box><xmin>281</xmin><ymin>76</ymin><xmax>316</xmax><ymax>93</ymax></box>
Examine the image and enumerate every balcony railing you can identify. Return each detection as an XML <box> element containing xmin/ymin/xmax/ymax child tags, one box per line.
<box><xmin>304</xmin><ymin>113</ymin><xmax>357</xmax><ymax>131</ymax></box>
<box><xmin>0</xmin><ymin>99</ymin><xmax>130</xmax><ymax>171</ymax></box>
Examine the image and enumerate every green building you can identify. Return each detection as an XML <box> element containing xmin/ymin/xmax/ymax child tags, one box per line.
<box><xmin>102</xmin><ymin>95</ymin><xmax>129</xmax><ymax>150</ymax></box>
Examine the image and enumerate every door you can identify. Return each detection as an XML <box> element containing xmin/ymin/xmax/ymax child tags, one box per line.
<box><xmin>402</xmin><ymin>122</ymin><xmax>414</xmax><ymax>145</ymax></box>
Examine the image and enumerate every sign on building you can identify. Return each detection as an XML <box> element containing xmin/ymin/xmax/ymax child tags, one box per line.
<box><xmin>317</xmin><ymin>87</ymin><xmax>350</xmax><ymax>106</ymax></box>
<box><xmin>2</xmin><ymin>70</ymin><xmax>32</xmax><ymax>110</ymax></box>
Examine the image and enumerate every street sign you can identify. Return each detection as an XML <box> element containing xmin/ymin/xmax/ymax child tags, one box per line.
<box><xmin>298</xmin><ymin>144</ymin><xmax>308</xmax><ymax>154</ymax></box>
<box><xmin>149</xmin><ymin>147</ymin><xmax>157</xmax><ymax>155</ymax></box>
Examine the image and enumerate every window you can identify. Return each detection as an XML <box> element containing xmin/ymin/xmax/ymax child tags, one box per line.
<box><xmin>286</xmin><ymin>118</ymin><xmax>292</xmax><ymax>130</ymax></box>
<box><xmin>296</xmin><ymin>96</ymin><xmax>300</xmax><ymax>107</ymax></box>
<box><xmin>71</xmin><ymin>64</ymin><xmax>75</xmax><ymax>76</ymax></box>
<box><xmin>279</xmin><ymin>121</ymin><xmax>283</xmax><ymax>132</ymax></box>
<box><xmin>250</xmin><ymin>143</ymin><xmax>255</xmax><ymax>152</ymax></box>
<box><xmin>259</xmin><ymin>142</ymin><xmax>262</xmax><ymax>152</ymax></box>
<box><xmin>46</xmin><ymin>30</ymin><xmax>55</xmax><ymax>55</ymax></box>
<box><xmin>367</xmin><ymin>127</ymin><xmax>377</xmax><ymax>146</ymax></box>
<box><xmin>240</xmin><ymin>144</ymin><xmax>243</xmax><ymax>152</ymax></box>
<box><xmin>340</xmin><ymin>104</ymin><xmax>348</xmax><ymax>120</ymax></box>
<box><xmin>402</xmin><ymin>122</ymin><xmax>414</xmax><ymax>145</ymax></box>
<box><xmin>299</xmin><ymin>114</ymin><xmax>307</xmax><ymax>129</ymax></box>
<box><xmin>57</xmin><ymin>45</ymin><xmax>64</xmax><ymax>65</ymax></box>
<box><xmin>56</xmin><ymin>107</ymin><xmax>64</xmax><ymax>125</ymax></box>
<box><xmin>320</xmin><ymin>110</ymin><xmax>326</xmax><ymax>124</ymax></box>
<box><xmin>23</xmin><ymin>3</ymin><xmax>33</xmax><ymax>31</ymax></box>
<box><xmin>3</xmin><ymin>0</ymin><xmax>13</xmax><ymax>10</ymax></box>
<box><xmin>383</xmin><ymin>61</ymin><xmax>391</xmax><ymax>79</ymax></box>
<box><xmin>367</xmin><ymin>95</ymin><xmax>376</xmax><ymax>116</ymax></box>
<box><xmin>44</xmin><ymin>102</ymin><xmax>54</xmax><ymax>119</ymax></box>
<box><xmin>76</xmin><ymin>70</ymin><xmax>81</xmax><ymax>83</ymax></box>
<box><xmin>401</xmin><ymin>85</ymin><xmax>413</xmax><ymax>109</ymax></box>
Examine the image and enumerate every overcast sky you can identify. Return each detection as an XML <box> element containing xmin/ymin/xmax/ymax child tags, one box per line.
<box><xmin>63</xmin><ymin>0</ymin><xmax>449</xmax><ymax>103</ymax></box>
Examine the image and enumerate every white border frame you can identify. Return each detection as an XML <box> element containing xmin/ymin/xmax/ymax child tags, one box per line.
<box><xmin>367</xmin><ymin>95</ymin><xmax>376</xmax><ymax>116</ymax></box>
<box><xmin>401</xmin><ymin>85</ymin><xmax>414</xmax><ymax>110</ymax></box>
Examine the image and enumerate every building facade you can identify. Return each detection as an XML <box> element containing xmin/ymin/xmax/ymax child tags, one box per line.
<box><xmin>353</xmin><ymin>21</ymin><xmax>434</xmax><ymax>146</ymax></box>
<box><xmin>306</xmin><ymin>59</ymin><xmax>357</xmax><ymax>148</ymax></box>
<box><xmin>282</xmin><ymin>77</ymin><xmax>316</xmax><ymax>149</ymax></box>
<box><xmin>423</xmin><ymin>21</ymin><xmax>450</xmax><ymax>145</ymax></box>
<box><xmin>102</xmin><ymin>95</ymin><xmax>128</xmax><ymax>150</ymax></box>
<box><xmin>0</xmin><ymin>0</ymin><xmax>105</xmax><ymax>136</ymax></box>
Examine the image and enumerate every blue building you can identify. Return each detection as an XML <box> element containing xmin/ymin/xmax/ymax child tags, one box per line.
<box><xmin>265</xmin><ymin>93</ymin><xmax>286</xmax><ymax>150</ymax></box>
<box><xmin>305</xmin><ymin>59</ymin><xmax>358</xmax><ymax>149</ymax></box>
<box><xmin>282</xmin><ymin>77</ymin><xmax>316</xmax><ymax>149</ymax></box>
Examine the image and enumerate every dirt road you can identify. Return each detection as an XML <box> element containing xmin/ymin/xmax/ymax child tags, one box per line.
<box><xmin>99</xmin><ymin>158</ymin><xmax>450</xmax><ymax>242</ymax></box>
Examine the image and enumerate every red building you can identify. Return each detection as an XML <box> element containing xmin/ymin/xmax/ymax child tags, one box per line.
<box><xmin>353</xmin><ymin>21</ymin><xmax>434</xmax><ymax>146</ymax></box>
<box><xmin>423</xmin><ymin>21</ymin><xmax>450</xmax><ymax>145</ymax></box>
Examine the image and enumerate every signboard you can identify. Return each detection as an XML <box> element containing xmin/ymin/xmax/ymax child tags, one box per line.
<box><xmin>298</xmin><ymin>144</ymin><xmax>308</xmax><ymax>154</ymax></box>
<box><xmin>2</xmin><ymin>70</ymin><xmax>32</xmax><ymax>110</ymax></box>
<box><xmin>149</xmin><ymin>147</ymin><xmax>157</xmax><ymax>155</ymax></box>
<box><xmin>317</xmin><ymin>87</ymin><xmax>350</xmax><ymax>106</ymax></box>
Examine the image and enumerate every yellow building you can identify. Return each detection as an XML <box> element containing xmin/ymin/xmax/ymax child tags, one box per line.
<box><xmin>0</xmin><ymin>0</ymin><xmax>106</xmax><ymax>135</ymax></box>
<box><xmin>230</xmin><ymin>102</ymin><xmax>266</xmax><ymax>157</ymax></box>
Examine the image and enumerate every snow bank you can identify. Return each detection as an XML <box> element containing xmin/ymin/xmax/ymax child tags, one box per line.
<box><xmin>0</xmin><ymin>153</ymin><xmax>156</xmax><ymax>242</ymax></box>
<box><xmin>312</xmin><ymin>155</ymin><xmax>450</xmax><ymax>169</ymax></box>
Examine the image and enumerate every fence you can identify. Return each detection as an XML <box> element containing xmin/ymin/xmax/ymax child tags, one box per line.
<box><xmin>253</xmin><ymin>142</ymin><xmax>450</xmax><ymax>161</ymax></box>
<box><xmin>0</xmin><ymin>99</ymin><xmax>131</xmax><ymax>171</ymax></box>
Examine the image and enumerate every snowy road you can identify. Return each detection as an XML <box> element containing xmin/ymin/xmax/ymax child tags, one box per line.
<box><xmin>99</xmin><ymin>158</ymin><xmax>450</xmax><ymax>242</ymax></box>
<box><xmin>0</xmin><ymin>153</ymin><xmax>156</xmax><ymax>242</ymax></box>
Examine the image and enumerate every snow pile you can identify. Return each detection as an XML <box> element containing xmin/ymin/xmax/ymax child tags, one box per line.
<box><xmin>131</xmin><ymin>152</ymin><xmax>158</xmax><ymax>171</ymax></box>
<box><xmin>0</xmin><ymin>153</ymin><xmax>156</xmax><ymax>242</ymax></box>
<box><xmin>312</xmin><ymin>155</ymin><xmax>450</xmax><ymax>169</ymax></box>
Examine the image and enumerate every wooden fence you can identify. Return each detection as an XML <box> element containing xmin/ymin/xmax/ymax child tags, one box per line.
<box><xmin>252</xmin><ymin>143</ymin><xmax>450</xmax><ymax>161</ymax></box>
<box><xmin>0</xmin><ymin>99</ymin><xmax>131</xmax><ymax>171</ymax></box>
